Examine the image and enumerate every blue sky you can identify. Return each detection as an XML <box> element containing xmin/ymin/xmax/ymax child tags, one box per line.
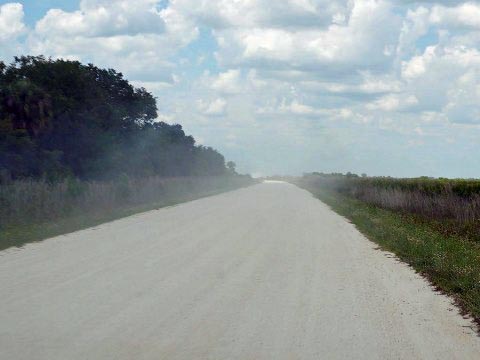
<box><xmin>2</xmin><ymin>0</ymin><xmax>77</xmax><ymax>24</ymax></box>
<box><xmin>1</xmin><ymin>0</ymin><xmax>480</xmax><ymax>177</ymax></box>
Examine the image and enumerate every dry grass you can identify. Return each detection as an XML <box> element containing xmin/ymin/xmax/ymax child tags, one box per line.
<box><xmin>0</xmin><ymin>175</ymin><xmax>254</xmax><ymax>250</ymax></box>
<box><xmin>302</xmin><ymin>175</ymin><xmax>480</xmax><ymax>242</ymax></box>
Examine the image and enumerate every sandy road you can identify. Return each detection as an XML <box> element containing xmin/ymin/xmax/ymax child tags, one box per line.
<box><xmin>1</xmin><ymin>181</ymin><xmax>479</xmax><ymax>359</ymax></box>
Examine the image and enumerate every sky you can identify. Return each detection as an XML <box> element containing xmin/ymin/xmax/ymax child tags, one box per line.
<box><xmin>1</xmin><ymin>0</ymin><xmax>480</xmax><ymax>178</ymax></box>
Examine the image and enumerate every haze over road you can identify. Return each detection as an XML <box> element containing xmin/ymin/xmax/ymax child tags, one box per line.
<box><xmin>1</xmin><ymin>182</ymin><xmax>479</xmax><ymax>359</ymax></box>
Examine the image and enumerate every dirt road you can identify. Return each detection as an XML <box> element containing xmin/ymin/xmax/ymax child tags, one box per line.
<box><xmin>1</xmin><ymin>181</ymin><xmax>479</xmax><ymax>359</ymax></box>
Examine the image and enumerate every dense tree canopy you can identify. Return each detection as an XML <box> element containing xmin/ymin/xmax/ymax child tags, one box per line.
<box><xmin>0</xmin><ymin>56</ymin><xmax>229</xmax><ymax>180</ymax></box>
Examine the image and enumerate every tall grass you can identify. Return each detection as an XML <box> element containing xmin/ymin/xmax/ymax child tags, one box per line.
<box><xmin>0</xmin><ymin>175</ymin><xmax>254</xmax><ymax>250</ymax></box>
<box><xmin>302</xmin><ymin>175</ymin><xmax>480</xmax><ymax>241</ymax></box>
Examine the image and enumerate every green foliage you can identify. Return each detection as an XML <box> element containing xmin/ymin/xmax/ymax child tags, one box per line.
<box><xmin>66</xmin><ymin>177</ymin><xmax>86</xmax><ymax>199</ymax></box>
<box><xmin>301</xmin><ymin>173</ymin><xmax>480</xmax><ymax>242</ymax></box>
<box><xmin>307</xmin><ymin>173</ymin><xmax>480</xmax><ymax>197</ymax></box>
<box><xmin>0</xmin><ymin>56</ymin><xmax>230</xmax><ymax>180</ymax></box>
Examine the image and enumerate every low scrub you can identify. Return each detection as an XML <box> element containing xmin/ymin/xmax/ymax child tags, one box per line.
<box><xmin>0</xmin><ymin>175</ymin><xmax>254</xmax><ymax>251</ymax></box>
<box><xmin>302</xmin><ymin>174</ymin><xmax>480</xmax><ymax>242</ymax></box>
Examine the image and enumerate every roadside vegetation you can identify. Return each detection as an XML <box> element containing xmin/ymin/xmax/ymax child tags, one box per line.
<box><xmin>296</xmin><ymin>173</ymin><xmax>480</xmax><ymax>327</ymax></box>
<box><xmin>0</xmin><ymin>56</ymin><xmax>254</xmax><ymax>250</ymax></box>
<box><xmin>0</xmin><ymin>175</ymin><xmax>253</xmax><ymax>251</ymax></box>
<box><xmin>305</xmin><ymin>173</ymin><xmax>480</xmax><ymax>242</ymax></box>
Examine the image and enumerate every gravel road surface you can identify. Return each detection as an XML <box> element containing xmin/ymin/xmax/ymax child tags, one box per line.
<box><xmin>1</xmin><ymin>181</ymin><xmax>479</xmax><ymax>359</ymax></box>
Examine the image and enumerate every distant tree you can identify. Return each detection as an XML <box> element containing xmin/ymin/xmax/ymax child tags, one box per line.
<box><xmin>226</xmin><ymin>161</ymin><xmax>236</xmax><ymax>174</ymax></box>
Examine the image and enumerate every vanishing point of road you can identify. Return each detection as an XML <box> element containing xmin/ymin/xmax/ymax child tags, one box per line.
<box><xmin>1</xmin><ymin>182</ymin><xmax>479</xmax><ymax>359</ymax></box>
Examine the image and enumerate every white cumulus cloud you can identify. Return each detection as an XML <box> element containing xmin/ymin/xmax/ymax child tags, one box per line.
<box><xmin>198</xmin><ymin>98</ymin><xmax>228</xmax><ymax>116</ymax></box>
<box><xmin>2</xmin><ymin>0</ymin><xmax>480</xmax><ymax>175</ymax></box>
<box><xmin>0</xmin><ymin>3</ymin><xmax>26</xmax><ymax>41</ymax></box>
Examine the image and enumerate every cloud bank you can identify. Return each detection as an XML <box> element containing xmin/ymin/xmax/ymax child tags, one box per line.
<box><xmin>1</xmin><ymin>0</ymin><xmax>480</xmax><ymax>177</ymax></box>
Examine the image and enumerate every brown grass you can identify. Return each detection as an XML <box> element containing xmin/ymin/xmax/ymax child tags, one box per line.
<box><xmin>302</xmin><ymin>175</ymin><xmax>480</xmax><ymax>242</ymax></box>
<box><xmin>0</xmin><ymin>175</ymin><xmax>254</xmax><ymax>250</ymax></box>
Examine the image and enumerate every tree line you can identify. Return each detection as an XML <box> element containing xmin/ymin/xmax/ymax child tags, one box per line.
<box><xmin>0</xmin><ymin>56</ymin><xmax>233</xmax><ymax>181</ymax></box>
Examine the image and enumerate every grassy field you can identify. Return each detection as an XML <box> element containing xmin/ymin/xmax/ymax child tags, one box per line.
<box><xmin>297</xmin><ymin>176</ymin><xmax>480</xmax><ymax>327</ymax></box>
<box><xmin>303</xmin><ymin>174</ymin><xmax>480</xmax><ymax>242</ymax></box>
<box><xmin>0</xmin><ymin>175</ymin><xmax>255</xmax><ymax>251</ymax></box>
